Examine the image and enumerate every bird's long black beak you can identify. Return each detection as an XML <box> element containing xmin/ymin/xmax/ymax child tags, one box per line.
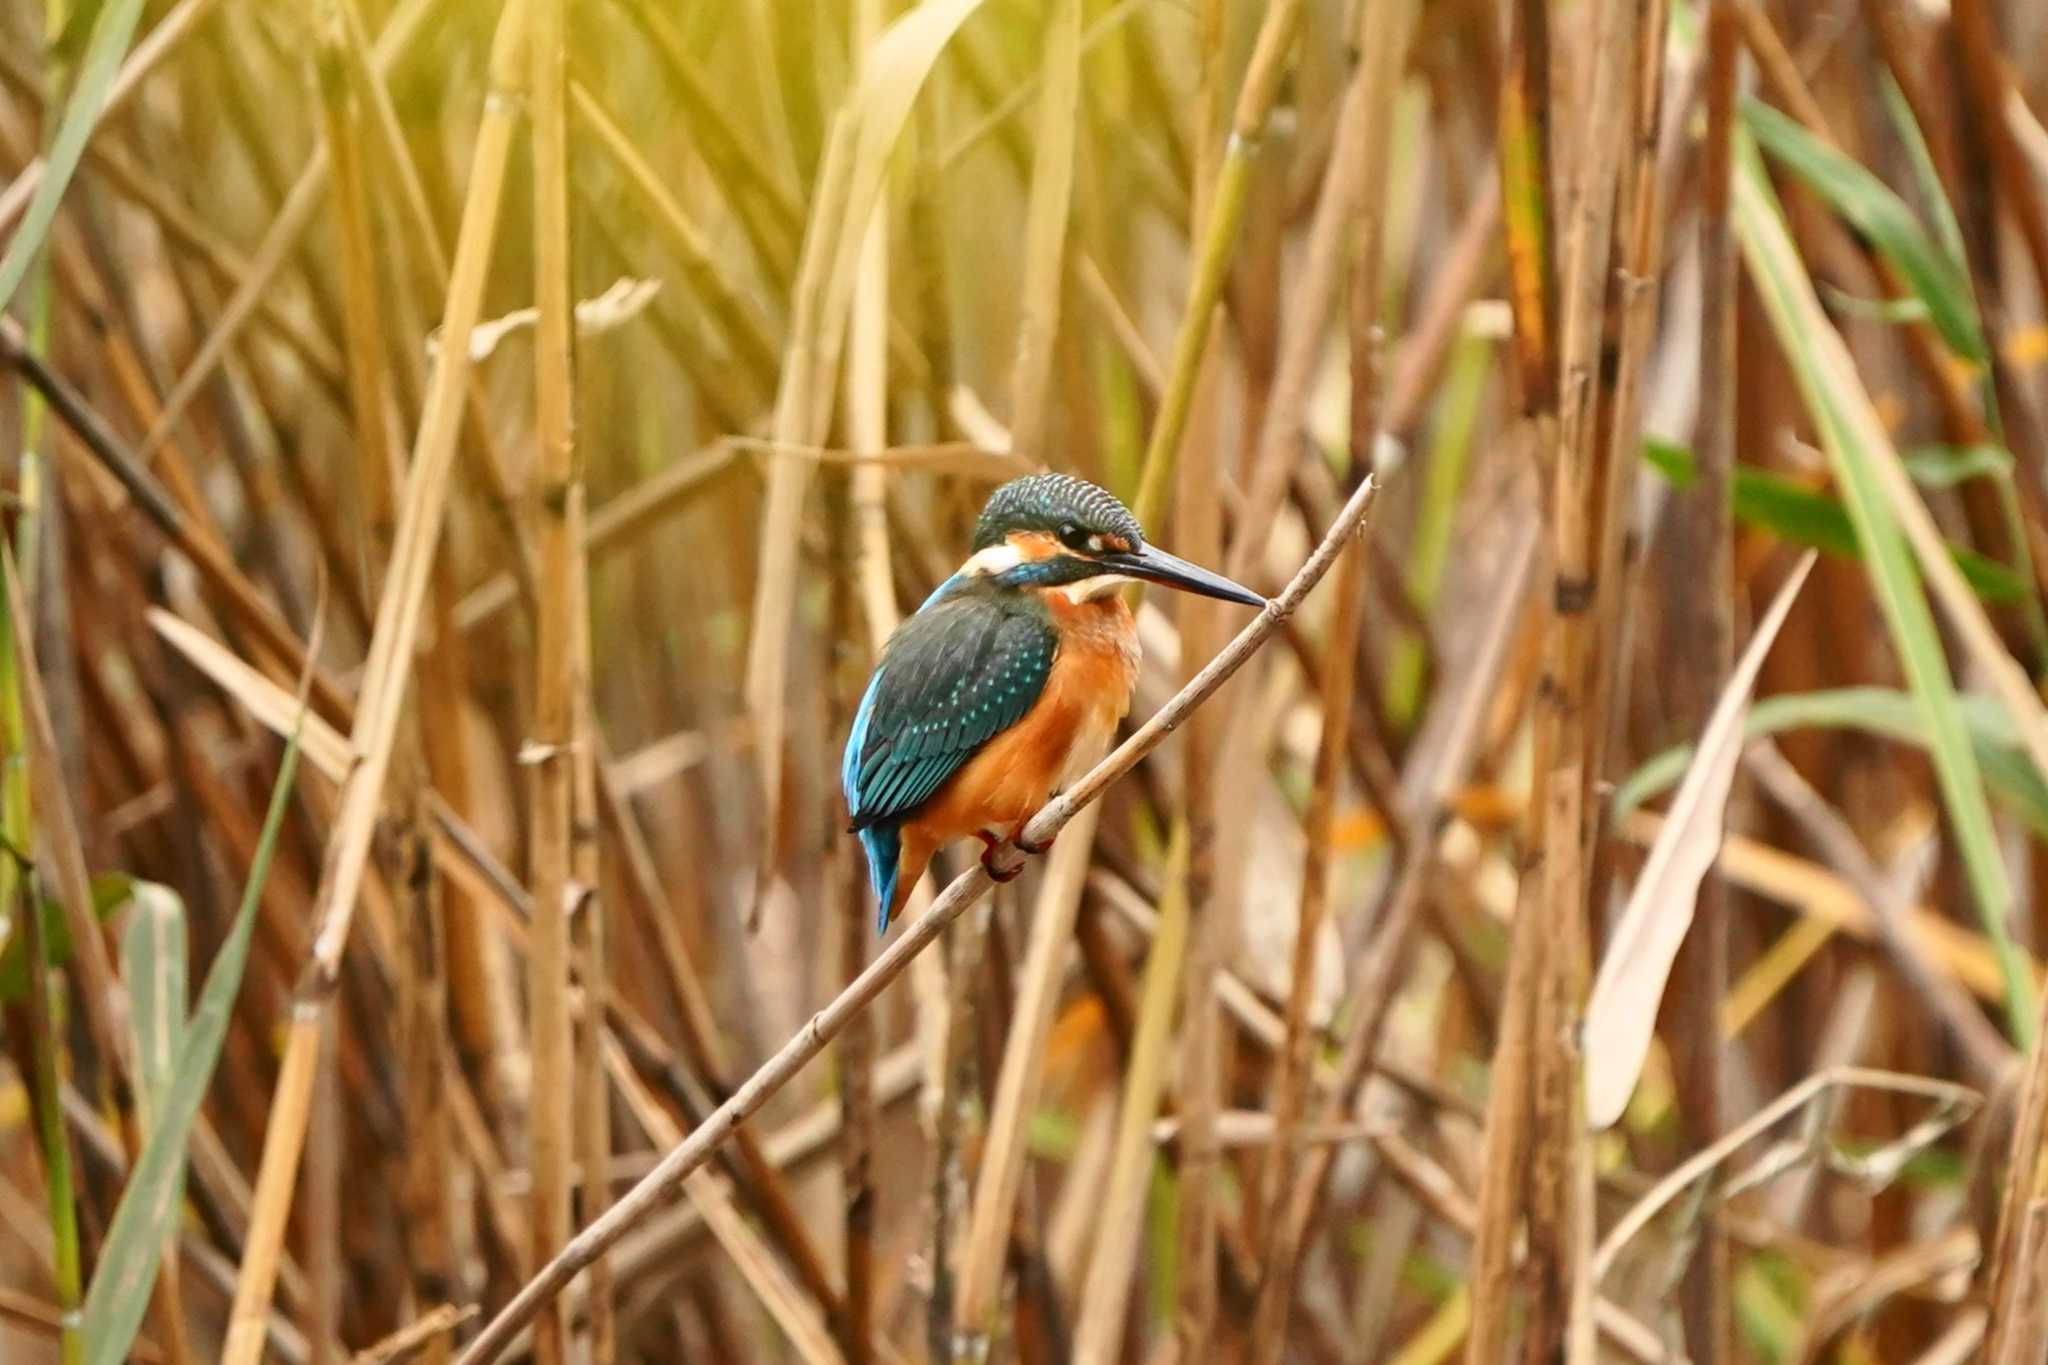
<box><xmin>1107</xmin><ymin>544</ymin><xmax>1266</xmax><ymax>608</ymax></box>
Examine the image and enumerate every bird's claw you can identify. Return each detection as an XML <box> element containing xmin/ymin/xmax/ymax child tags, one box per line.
<box><xmin>981</xmin><ymin>841</ymin><xmax>1025</xmax><ymax>883</ymax></box>
<box><xmin>972</xmin><ymin>827</ymin><xmax>1045</xmax><ymax>881</ymax></box>
<box><xmin>1013</xmin><ymin>829</ymin><xmax>1056</xmax><ymax>857</ymax></box>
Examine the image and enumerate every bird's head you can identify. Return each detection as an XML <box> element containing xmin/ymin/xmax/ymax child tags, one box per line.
<box><xmin>959</xmin><ymin>473</ymin><xmax>1265</xmax><ymax>608</ymax></box>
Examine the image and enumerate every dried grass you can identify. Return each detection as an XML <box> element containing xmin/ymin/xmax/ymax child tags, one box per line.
<box><xmin>7</xmin><ymin>3</ymin><xmax>2048</xmax><ymax>1362</ymax></box>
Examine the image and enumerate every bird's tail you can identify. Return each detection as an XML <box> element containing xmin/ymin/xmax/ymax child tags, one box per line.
<box><xmin>857</xmin><ymin>823</ymin><xmax>903</xmax><ymax>935</ymax></box>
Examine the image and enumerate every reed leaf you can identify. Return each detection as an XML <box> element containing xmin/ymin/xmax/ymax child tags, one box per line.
<box><xmin>0</xmin><ymin>0</ymin><xmax>145</xmax><ymax>312</ymax></box>
<box><xmin>1617</xmin><ymin>686</ymin><xmax>2048</xmax><ymax>840</ymax></box>
<box><xmin>82</xmin><ymin>709</ymin><xmax>306</xmax><ymax>1365</ymax></box>
<box><xmin>1641</xmin><ymin>438</ymin><xmax>2027</xmax><ymax>602</ymax></box>
<box><xmin>1745</xmin><ymin>98</ymin><xmax>1985</xmax><ymax>364</ymax></box>
<box><xmin>120</xmin><ymin>883</ymin><xmax>186</xmax><ymax>1123</ymax></box>
<box><xmin>1584</xmin><ymin>554</ymin><xmax>1813</xmax><ymax>1129</ymax></box>
<box><xmin>1734</xmin><ymin>130</ymin><xmax>2036</xmax><ymax>1041</ymax></box>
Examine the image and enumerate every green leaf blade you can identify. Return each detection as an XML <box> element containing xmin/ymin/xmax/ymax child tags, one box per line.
<box><xmin>1615</xmin><ymin>686</ymin><xmax>2048</xmax><ymax>842</ymax></box>
<box><xmin>0</xmin><ymin>0</ymin><xmax>147</xmax><ymax>314</ymax></box>
<box><xmin>120</xmin><ymin>882</ymin><xmax>187</xmax><ymax>1124</ymax></box>
<box><xmin>82</xmin><ymin>729</ymin><xmax>303</xmax><ymax>1365</ymax></box>
<box><xmin>1744</xmin><ymin>98</ymin><xmax>1986</xmax><ymax>365</ymax></box>
<box><xmin>1734</xmin><ymin>133</ymin><xmax>2037</xmax><ymax>1040</ymax></box>
<box><xmin>1639</xmin><ymin>443</ymin><xmax>2024</xmax><ymax>604</ymax></box>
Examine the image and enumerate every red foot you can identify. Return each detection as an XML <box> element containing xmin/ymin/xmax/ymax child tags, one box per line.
<box><xmin>1013</xmin><ymin>828</ymin><xmax>1057</xmax><ymax>857</ymax></box>
<box><xmin>980</xmin><ymin>837</ymin><xmax>1024</xmax><ymax>883</ymax></box>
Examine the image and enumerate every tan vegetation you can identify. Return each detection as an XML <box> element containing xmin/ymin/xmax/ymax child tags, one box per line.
<box><xmin>5</xmin><ymin>0</ymin><xmax>2048</xmax><ymax>1361</ymax></box>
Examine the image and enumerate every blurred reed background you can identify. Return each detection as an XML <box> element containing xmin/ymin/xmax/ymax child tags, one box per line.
<box><xmin>6</xmin><ymin>0</ymin><xmax>2048</xmax><ymax>1360</ymax></box>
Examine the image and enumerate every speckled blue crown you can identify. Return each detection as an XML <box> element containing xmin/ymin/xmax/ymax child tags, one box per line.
<box><xmin>972</xmin><ymin>474</ymin><xmax>1144</xmax><ymax>551</ymax></box>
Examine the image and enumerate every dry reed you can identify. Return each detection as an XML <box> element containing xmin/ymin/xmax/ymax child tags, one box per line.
<box><xmin>7</xmin><ymin>3</ymin><xmax>2048</xmax><ymax>1363</ymax></box>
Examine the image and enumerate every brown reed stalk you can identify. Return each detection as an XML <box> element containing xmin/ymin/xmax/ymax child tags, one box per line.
<box><xmin>1955</xmin><ymin>17</ymin><xmax>2048</xmax><ymax>1349</ymax></box>
<box><xmin>1503</xmin><ymin>0</ymin><xmax>1634</xmax><ymax>1320</ymax></box>
<box><xmin>835</xmin><ymin>834</ymin><xmax>875</xmax><ymax>1365</ymax></box>
<box><xmin>1127</xmin><ymin>0</ymin><xmax>1303</xmax><ymax>527</ymax></box>
<box><xmin>1225</xmin><ymin>61</ymin><xmax>1376</xmax><ymax>584</ymax></box>
<box><xmin>527</xmin><ymin>0</ymin><xmax>586</xmax><ymax>1355</ymax></box>
<box><xmin>1069</xmin><ymin>826</ymin><xmax>1189</xmax><ymax>1363</ymax></box>
<box><xmin>949</xmin><ymin>807</ymin><xmax>1103</xmax><ymax>1348</ymax></box>
<box><xmin>1941</xmin><ymin>0</ymin><xmax>2048</xmax><ymax>636</ymax></box>
<box><xmin>1986</xmin><ymin>992</ymin><xmax>2048</xmax><ymax>1359</ymax></box>
<box><xmin>743</xmin><ymin>105</ymin><xmax>857</xmax><ymax>920</ymax></box>
<box><xmin>835</xmin><ymin>8</ymin><xmax>888</xmax><ymax>1352</ymax></box>
<box><xmin>1667</xmin><ymin>3</ymin><xmax>1738</xmax><ymax>1357</ymax></box>
<box><xmin>1245</xmin><ymin>3</ymin><xmax>1413</xmax><ymax>1357</ymax></box>
<box><xmin>308</xmin><ymin>8</ymin><xmax>398</xmax><ymax>1361</ymax></box>
<box><xmin>1465</xmin><ymin>6</ymin><xmax>1560</xmax><ymax>1355</ymax></box>
<box><xmin>1949</xmin><ymin>0</ymin><xmax>2048</xmax><ymax>306</ymax></box>
<box><xmin>314</xmin><ymin>0</ymin><xmax>396</xmax><ymax>555</ymax></box>
<box><xmin>216</xmin><ymin>5</ymin><xmax>529</xmax><ymax>1359</ymax></box>
<box><xmin>1246</xmin><ymin>537</ymin><xmax>1367</xmax><ymax>1331</ymax></box>
<box><xmin>1169</xmin><ymin>0</ymin><xmax>1231</xmax><ymax>1343</ymax></box>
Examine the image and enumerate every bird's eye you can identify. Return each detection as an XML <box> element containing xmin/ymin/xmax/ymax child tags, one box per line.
<box><xmin>1057</xmin><ymin>521</ymin><xmax>1090</xmax><ymax>551</ymax></box>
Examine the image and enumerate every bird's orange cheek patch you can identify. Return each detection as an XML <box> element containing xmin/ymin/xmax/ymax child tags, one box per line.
<box><xmin>1007</xmin><ymin>530</ymin><xmax>1060</xmax><ymax>562</ymax></box>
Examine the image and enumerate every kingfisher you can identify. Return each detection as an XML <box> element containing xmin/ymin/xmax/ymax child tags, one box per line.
<box><xmin>843</xmin><ymin>473</ymin><xmax>1265</xmax><ymax>933</ymax></box>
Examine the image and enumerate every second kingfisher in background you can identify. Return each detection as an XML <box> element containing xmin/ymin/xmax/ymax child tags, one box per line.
<box><xmin>843</xmin><ymin>473</ymin><xmax>1266</xmax><ymax>933</ymax></box>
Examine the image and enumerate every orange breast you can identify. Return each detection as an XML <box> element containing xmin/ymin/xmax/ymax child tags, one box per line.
<box><xmin>909</xmin><ymin>595</ymin><xmax>1139</xmax><ymax>847</ymax></box>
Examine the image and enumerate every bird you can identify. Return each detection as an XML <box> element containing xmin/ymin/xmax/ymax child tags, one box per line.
<box><xmin>843</xmin><ymin>473</ymin><xmax>1266</xmax><ymax>934</ymax></box>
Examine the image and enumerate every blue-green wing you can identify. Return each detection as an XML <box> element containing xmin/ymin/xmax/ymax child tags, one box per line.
<box><xmin>844</xmin><ymin>597</ymin><xmax>1056</xmax><ymax>829</ymax></box>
